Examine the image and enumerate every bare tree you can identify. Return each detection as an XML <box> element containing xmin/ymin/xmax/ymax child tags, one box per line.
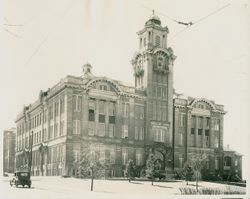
<box><xmin>77</xmin><ymin>143</ymin><xmax>109</xmax><ymax>191</ymax></box>
<box><xmin>188</xmin><ymin>153</ymin><xmax>207</xmax><ymax>191</ymax></box>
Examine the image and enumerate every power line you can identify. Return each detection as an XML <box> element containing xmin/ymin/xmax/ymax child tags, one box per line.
<box><xmin>136</xmin><ymin>1</ymin><xmax>231</xmax><ymax>39</ymax></box>
<box><xmin>170</xmin><ymin>3</ymin><xmax>231</xmax><ymax>40</ymax></box>
<box><xmin>193</xmin><ymin>3</ymin><xmax>230</xmax><ymax>25</ymax></box>
<box><xmin>3</xmin><ymin>27</ymin><xmax>22</xmax><ymax>38</ymax></box>
<box><xmin>24</xmin><ymin>0</ymin><xmax>79</xmax><ymax>66</ymax></box>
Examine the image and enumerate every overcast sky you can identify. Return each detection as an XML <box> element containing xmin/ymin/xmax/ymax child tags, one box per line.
<box><xmin>0</xmin><ymin>0</ymin><xmax>249</xmax><ymax>179</ymax></box>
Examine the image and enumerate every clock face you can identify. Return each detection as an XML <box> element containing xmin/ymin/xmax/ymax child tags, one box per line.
<box><xmin>157</xmin><ymin>56</ymin><xmax>164</xmax><ymax>70</ymax></box>
<box><xmin>154</xmin><ymin>52</ymin><xmax>169</xmax><ymax>73</ymax></box>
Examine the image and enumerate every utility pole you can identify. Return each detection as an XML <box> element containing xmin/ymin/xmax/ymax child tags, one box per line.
<box><xmin>29</xmin><ymin>131</ymin><xmax>34</xmax><ymax>174</ymax></box>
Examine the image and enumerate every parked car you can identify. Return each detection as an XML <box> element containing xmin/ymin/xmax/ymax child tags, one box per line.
<box><xmin>10</xmin><ymin>171</ymin><xmax>31</xmax><ymax>188</ymax></box>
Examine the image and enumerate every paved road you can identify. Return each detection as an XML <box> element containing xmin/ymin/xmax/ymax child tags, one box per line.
<box><xmin>0</xmin><ymin>176</ymin><xmax>246</xmax><ymax>199</ymax></box>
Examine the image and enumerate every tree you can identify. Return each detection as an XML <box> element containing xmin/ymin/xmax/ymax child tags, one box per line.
<box><xmin>145</xmin><ymin>153</ymin><xmax>157</xmax><ymax>185</ymax></box>
<box><xmin>182</xmin><ymin>162</ymin><xmax>194</xmax><ymax>185</ymax></box>
<box><xmin>125</xmin><ymin>159</ymin><xmax>136</xmax><ymax>182</ymax></box>
<box><xmin>77</xmin><ymin>143</ymin><xmax>109</xmax><ymax>191</ymax></box>
<box><xmin>189</xmin><ymin>153</ymin><xmax>207</xmax><ymax>191</ymax></box>
<box><xmin>38</xmin><ymin>143</ymin><xmax>48</xmax><ymax>176</ymax></box>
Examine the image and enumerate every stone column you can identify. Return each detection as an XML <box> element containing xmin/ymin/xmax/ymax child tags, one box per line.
<box><xmin>210</xmin><ymin>116</ymin><xmax>214</xmax><ymax>148</ymax></box>
<box><xmin>202</xmin><ymin>117</ymin><xmax>206</xmax><ymax>148</ymax></box>
<box><xmin>195</xmin><ymin>116</ymin><xmax>198</xmax><ymax>147</ymax></box>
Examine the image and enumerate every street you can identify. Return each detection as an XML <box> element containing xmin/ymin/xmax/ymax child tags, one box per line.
<box><xmin>0</xmin><ymin>176</ymin><xmax>246</xmax><ymax>199</ymax></box>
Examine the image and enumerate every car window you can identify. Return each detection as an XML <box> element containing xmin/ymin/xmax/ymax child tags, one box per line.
<box><xmin>20</xmin><ymin>173</ymin><xmax>28</xmax><ymax>176</ymax></box>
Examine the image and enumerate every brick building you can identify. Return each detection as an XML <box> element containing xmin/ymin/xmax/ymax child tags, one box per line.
<box><xmin>15</xmin><ymin>14</ymin><xmax>242</xmax><ymax>179</ymax></box>
<box><xmin>3</xmin><ymin>128</ymin><xmax>16</xmax><ymax>175</ymax></box>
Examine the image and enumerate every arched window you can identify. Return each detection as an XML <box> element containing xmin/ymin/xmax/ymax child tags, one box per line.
<box><xmin>224</xmin><ymin>156</ymin><xmax>232</xmax><ymax>166</ymax></box>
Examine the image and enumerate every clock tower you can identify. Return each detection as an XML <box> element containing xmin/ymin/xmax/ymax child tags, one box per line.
<box><xmin>132</xmin><ymin>12</ymin><xmax>176</xmax><ymax>170</ymax></box>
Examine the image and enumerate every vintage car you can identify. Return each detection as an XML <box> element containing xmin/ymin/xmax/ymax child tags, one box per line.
<box><xmin>10</xmin><ymin>171</ymin><xmax>31</xmax><ymax>188</ymax></box>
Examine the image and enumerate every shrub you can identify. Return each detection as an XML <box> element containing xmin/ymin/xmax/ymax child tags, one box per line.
<box><xmin>179</xmin><ymin>186</ymin><xmax>245</xmax><ymax>195</ymax></box>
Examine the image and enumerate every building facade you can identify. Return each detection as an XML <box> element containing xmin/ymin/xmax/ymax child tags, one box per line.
<box><xmin>14</xmin><ymin>14</ymin><xmax>242</xmax><ymax>179</ymax></box>
<box><xmin>3</xmin><ymin>128</ymin><xmax>16</xmax><ymax>175</ymax></box>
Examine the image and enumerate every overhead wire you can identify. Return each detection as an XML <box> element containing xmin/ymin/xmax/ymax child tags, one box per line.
<box><xmin>136</xmin><ymin>0</ymin><xmax>231</xmax><ymax>40</ymax></box>
<box><xmin>24</xmin><ymin>0</ymin><xmax>79</xmax><ymax>67</ymax></box>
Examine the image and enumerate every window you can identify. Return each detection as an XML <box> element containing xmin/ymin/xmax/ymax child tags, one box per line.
<box><xmin>215</xmin><ymin>159</ymin><xmax>219</xmax><ymax>170</ymax></box>
<box><xmin>44</xmin><ymin>128</ymin><xmax>47</xmax><ymax>141</ymax></box>
<box><xmin>122</xmin><ymin>125</ymin><xmax>128</xmax><ymax>138</ymax></box>
<box><xmin>54</xmin><ymin>123</ymin><xmax>58</xmax><ymax>137</ymax></box>
<box><xmin>73</xmin><ymin>144</ymin><xmax>80</xmax><ymax>162</ymax></box>
<box><xmin>110</xmin><ymin>149</ymin><xmax>115</xmax><ymax>164</ymax></box>
<box><xmin>123</xmin><ymin>103</ymin><xmax>129</xmax><ymax>118</ymax></box>
<box><xmin>60</xmin><ymin>121</ymin><xmax>64</xmax><ymax>136</ymax></box>
<box><xmin>43</xmin><ymin>110</ymin><xmax>47</xmax><ymax>123</ymax></box>
<box><xmin>54</xmin><ymin>102</ymin><xmax>59</xmax><ymax>117</ymax></box>
<box><xmin>136</xmin><ymin>153</ymin><xmax>142</xmax><ymax>166</ymax></box>
<box><xmin>162</xmin><ymin>87</ymin><xmax>167</xmax><ymax>98</ymax></box>
<box><xmin>60</xmin><ymin>97</ymin><xmax>65</xmax><ymax>114</ymax></box>
<box><xmin>155</xmin><ymin>35</ymin><xmax>160</xmax><ymax>46</ymax></box>
<box><xmin>108</xmin><ymin>124</ymin><xmax>115</xmax><ymax>138</ymax></box>
<box><xmin>191</xmin><ymin>116</ymin><xmax>196</xmax><ymax>128</ymax></box>
<box><xmin>206</xmin><ymin>118</ymin><xmax>210</xmax><ymax>128</ymax></box>
<box><xmin>162</xmin><ymin>107</ymin><xmax>167</xmax><ymax>121</ymax></box>
<box><xmin>99</xmin><ymin>85</ymin><xmax>107</xmax><ymax>91</ymax></box>
<box><xmin>109</xmin><ymin>102</ymin><xmax>115</xmax><ymax>116</ymax></box>
<box><xmin>157</xmin><ymin>87</ymin><xmax>162</xmax><ymax>98</ymax></box>
<box><xmin>89</xmin><ymin>100</ymin><xmax>95</xmax><ymax>121</ymax></box>
<box><xmin>235</xmin><ymin>160</ymin><xmax>238</xmax><ymax>166</ymax></box>
<box><xmin>99</xmin><ymin>114</ymin><xmax>105</xmax><ymax>123</ymax></box>
<box><xmin>157</xmin><ymin>105</ymin><xmax>161</xmax><ymax>121</ymax></box>
<box><xmin>143</xmin><ymin>37</ymin><xmax>146</xmax><ymax>46</ymax></box>
<box><xmin>139</xmin><ymin>127</ymin><xmax>144</xmax><ymax>140</ymax></box>
<box><xmin>154</xmin><ymin>129</ymin><xmax>165</xmax><ymax>142</ymax></box>
<box><xmin>139</xmin><ymin>106</ymin><xmax>144</xmax><ymax>119</ymax></box>
<box><xmin>205</xmin><ymin>130</ymin><xmax>209</xmax><ymax>147</ymax></box>
<box><xmin>140</xmin><ymin>38</ymin><xmax>142</xmax><ymax>49</ymax></box>
<box><xmin>49</xmin><ymin>125</ymin><xmax>53</xmax><ymax>139</ymax></box>
<box><xmin>152</xmin><ymin>101</ymin><xmax>157</xmax><ymax>120</ymax></box>
<box><xmin>73</xmin><ymin>95</ymin><xmax>81</xmax><ymax>112</ymax></box>
<box><xmin>179</xmin><ymin>133</ymin><xmax>183</xmax><ymax>146</ymax></box>
<box><xmin>73</xmin><ymin>120</ymin><xmax>80</xmax><ymax>134</ymax></box>
<box><xmin>191</xmin><ymin>128</ymin><xmax>195</xmax><ymax>135</ymax></box>
<box><xmin>180</xmin><ymin>114</ymin><xmax>185</xmax><ymax>127</ymax></box>
<box><xmin>214</xmin><ymin>119</ymin><xmax>220</xmax><ymax>131</ymax></box>
<box><xmin>122</xmin><ymin>151</ymin><xmax>128</xmax><ymax>165</ymax></box>
<box><xmin>198</xmin><ymin>117</ymin><xmax>203</xmax><ymax>128</ymax></box>
<box><xmin>135</xmin><ymin>106</ymin><xmax>144</xmax><ymax>119</ymax></box>
<box><xmin>98</xmin><ymin>123</ymin><xmax>105</xmax><ymax>136</ymax></box>
<box><xmin>99</xmin><ymin>101</ymin><xmax>105</xmax><ymax>114</ymax></box>
<box><xmin>99</xmin><ymin>101</ymin><xmax>105</xmax><ymax>123</ymax></box>
<box><xmin>135</xmin><ymin>126</ymin><xmax>138</xmax><ymax>140</ymax></box>
<box><xmin>179</xmin><ymin>157</ymin><xmax>183</xmax><ymax>168</ymax></box>
<box><xmin>214</xmin><ymin>137</ymin><xmax>219</xmax><ymax>148</ymax></box>
<box><xmin>88</xmin><ymin>122</ymin><xmax>95</xmax><ymax>136</ymax></box>
<box><xmin>224</xmin><ymin>156</ymin><xmax>232</xmax><ymax>167</ymax></box>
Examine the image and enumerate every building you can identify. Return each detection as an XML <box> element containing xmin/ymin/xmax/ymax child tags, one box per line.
<box><xmin>3</xmin><ymin>128</ymin><xmax>16</xmax><ymax>175</ymax></box>
<box><xmin>14</xmin><ymin>14</ymin><xmax>242</xmax><ymax>179</ymax></box>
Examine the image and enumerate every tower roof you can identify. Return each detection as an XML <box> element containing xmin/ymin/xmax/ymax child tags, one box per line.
<box><xmin>145</xmin><ymin>10</ymin><xmax>161</xmax><ymax>26</ymax></box>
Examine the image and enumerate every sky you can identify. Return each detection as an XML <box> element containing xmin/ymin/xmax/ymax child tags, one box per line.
<box><xmin>0</xmin><ymin>0</ymin><xmax>249</xmax><ymax>179</ymax></box>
